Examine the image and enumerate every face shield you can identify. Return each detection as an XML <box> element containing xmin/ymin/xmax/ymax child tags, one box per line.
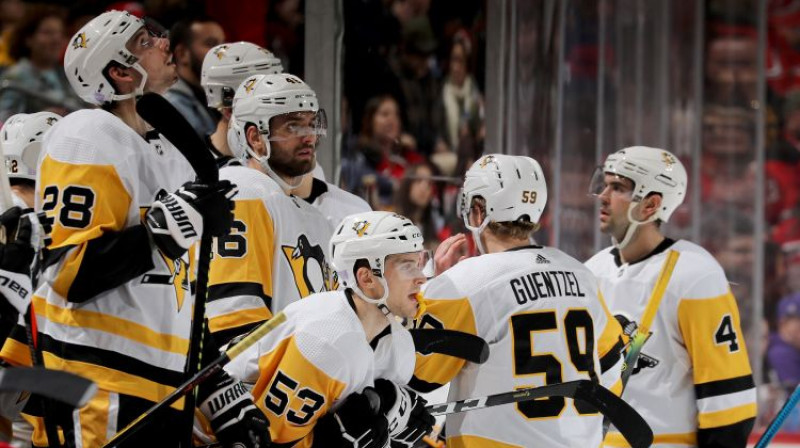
<box><xmin>386</xmin><ymin>250</ymin><xmax>431</xmax><ymax>281</ymax></box>
<box><xmin>266</xmin><ymin>110</ymin><xmax>328</xmax><ymax>142</ymax></box>
<box><xmin>588</xmin><ymin>166</ymin><xmax>634</xmax><ymax>201</ymax></box>
<box><xmin>124</xmin><ymin>17</ymin><xmax>169</xmax><ymax>54</ymax></box>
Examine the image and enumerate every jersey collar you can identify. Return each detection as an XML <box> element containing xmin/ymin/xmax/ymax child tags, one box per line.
<box><xmin>611</xmin><ymin>237</ymin><xmax>676</xmax><ymax>267</ymax></box>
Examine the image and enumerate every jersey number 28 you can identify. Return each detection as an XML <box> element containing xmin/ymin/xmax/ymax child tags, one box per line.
<box><xmin>511</xmin><ymin>309</ymin><xmax>598</xmax><ymax>419</ymax></box>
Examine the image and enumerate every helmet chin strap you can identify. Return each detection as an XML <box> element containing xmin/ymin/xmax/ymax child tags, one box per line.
<box><xmin>116</xmin><ymin>64</ymin><xmax>148</xmax><ymax>102</ymax></box>
<box><xmin>256</xmin><ymin>137</ymin><xmax>304</xmax><ymax>193</ymax></box>
<box><xmin>469</xmin><ymin>217</ymin><xmax>491</xmax><ymax>255</ymax></box>
<box><xmin>612</xmin><ymin>201</ymin><xmax>658</xmax><ymax>250</ymax></box>
<box><xmin>350</xmin><ymin>277</ymin><xmax>392</xmax><ymax>318</ymax></box>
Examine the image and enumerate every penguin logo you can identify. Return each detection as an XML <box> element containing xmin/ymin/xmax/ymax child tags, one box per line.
<box><xmin>213</xmin><ymin>44</ymin><xmax>229</xmax><ymax>60</ymax></box>
<box><xmin>45</xmin><ymin>117</ymin><xmax>58</xmax><ymax>126</ymax></box>
<box><xmin>353</xmin><ymin>220</ymin><xmax>370</xmax><ymax>237</ymax></box>
<box><xmin>479</xmin><ymin>155</ymin><xmax>496</xmax><ymax>169</ymax></box>
<box><xmin>615</xmin><ymin>313</ymin><xmax>660</xmax><ymax>376</ymax></box>
<box><xmin>282</xmin><ymin>234</ymin><xmax>328</xmax><ymax>297</ymax></box>
<box><xmin>661</xmin><ymin>152</ymin><xmax>676</xmax><ymax>168</ymax></box>
<box><xmin>72</xmin><ymin>32</ymin><xmax>87</xmax><ymax>50</ymax></box>
<box><xmin>243</xmin><ymin>77</ymin><xmax>258</xmax><ymax>93</ymax></box>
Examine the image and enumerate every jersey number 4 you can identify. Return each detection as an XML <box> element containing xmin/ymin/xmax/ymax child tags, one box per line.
<box><xmin>511</xmin><ymin>309</ymin><xmax>598</xmax><ymax>419</ymax></box>
<box><xmin>714</xmin><ymin>314</ymin><xmax>740</xmax><ymax>353</ymax></box>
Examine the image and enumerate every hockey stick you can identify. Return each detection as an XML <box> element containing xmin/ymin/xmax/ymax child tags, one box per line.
<box><xmin>136</xmin><ymin>93</ymin><xmax>219</xmax><ymax>447</ymax></box>
<box><xmin>103</xmin><ymin>311</ymin><xmax>287</xmax><ymax>448</ymax></box>
<box><xmin>754</xmin><ymin>384</ymin><xmax>800</xmax><ymax>448</ymax></box>
<box><xmin>0</xmin><ymin>367</ymin><xmax>96</xmax><ymax>408</ymax></box>
<box><xmin>427</xmin><ymin>379</ymin><xmax>653</xmax><ymax>448</ymax></box>
<box><xmin>410</xmin><ymin>329</ymin><xmax>489</xmax><ymax>364</ymax></box>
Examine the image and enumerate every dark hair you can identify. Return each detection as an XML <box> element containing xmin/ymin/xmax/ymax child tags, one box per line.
<box><xmin>168</xmin><ymin>13</ymin><xmax>217</xmax><ymax>52</ymax></box>
<box><xmin>395</xmin><ymin>162</ymin><xmax>438</xmax><ymax>242</ymax></box>
<box><xmin>9</xmin><ymin>5</ymin><xmax>66</xmax><ymax>61</ymax></box>
<box><xmin>360</xmin><ymin>94</ymin><xmax>399</xmax><ymax>140</ymax></box>
<box><xmin>353</xmin><ymin>259</ymin><xmax>372</xmax><ymax>286</ymax></box>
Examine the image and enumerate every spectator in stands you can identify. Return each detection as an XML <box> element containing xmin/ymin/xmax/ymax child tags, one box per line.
<box><xmin>395</xmin><ymin>162</ymin><xmax>445</xmax><ymax>250</ymax></box>
<box><xmin>341</xmin><ymin>94</ymin><xmax>423</xmax><ymax>208</ymax></box>
<box><xmin>701</xmin><ymin>104</ymin><xmax>757</xmax><ymax>208</ymax></box>
<box><xmin>0</xmin><ymin>5</ymin><xmax>84</xmax><ymax>121</ymax></box>
<box><xmin>0</xmin><ymin>0</ymin><xmax>24</xmax><ymax>70</ymax></box>
<box><xmin>164</xmin><ymin>14</ymin><xmax>225</xmax><ymax>138</ymax></box>
<box><xmin>393</xmin><ymin>16</ymin><xmax>443</xmax><ymax>155</ymax></box>
<box><xmin>769</xmin><ymin>293</ymin><xmax>800</xmax><ymax>390</ymax></box>
<box><xmin>439</xmin><ymin>30</ymin><xmax>482</xmax><ymax>154</ymax></box>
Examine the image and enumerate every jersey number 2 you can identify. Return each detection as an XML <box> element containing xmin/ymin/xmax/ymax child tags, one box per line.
<box><xmin>511</xmin><ymin>309</ymin><xmax>598</xmax><ymax>419</ymax></box>
<box><xmin>714</xmin><ymin>314</ymin><xmax>740</xmax><ymax>353</ymax></box>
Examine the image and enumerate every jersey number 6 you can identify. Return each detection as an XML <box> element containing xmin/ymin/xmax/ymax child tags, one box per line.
<box><xmin>510</xmin><ymin>309</ymin><xmax>598</xmax><ymax>419</ymax></box>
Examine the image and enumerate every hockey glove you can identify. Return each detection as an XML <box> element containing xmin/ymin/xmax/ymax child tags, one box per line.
<box><xmin>145</xmin><ymin>180</ymin><xmax>236</xmax><ymax>259</ymax></box>
<box><xmin>0</xmin><ymin>207</ymin><xmax>44</xmax><ymax>316</ymax></box>
<box><xmin>374</xmin><ymin>379</ymin><xmax>434</xmax><ymax>447</ymax></box>
<box><xmin>199</xmin><ymin>372</ymin><xmax>271</xmax><ymax>448</ymax></box>
<box><xmin>313</xmin><ymin>387</ymin><xmax>389</xmax><ymax>448</ymax></box>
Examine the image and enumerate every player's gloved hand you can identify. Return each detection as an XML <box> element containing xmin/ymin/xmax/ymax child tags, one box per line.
<box><xmin>313</xmin><ymin>387</ymin><xmax>389</xmax><ymax>448</ymax></box>
<box><xmin>145</xmin><ymin>180</ymin><xmax>236</xmax><ymax>259</ymax></box>
<box><xmin>199</xmin><ymin>373</ymin><xmax>271</xmax><ymax>448</ymax></box>
<box><xmin>373</xmin><ymin>379</ymin><xmax>434</xmax><ymax>447</ymax></box>
<box><xmin>0</xmin><ymin>207</ymin><xmax>43</xmax><ymax>315</ymax></box>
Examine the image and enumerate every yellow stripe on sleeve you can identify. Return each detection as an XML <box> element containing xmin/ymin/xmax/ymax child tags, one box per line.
<box><xmin>447</xmin><ymin>434</ymin><xmax>524</xmax><ymax>448</ymax></box>
<box><xmin>208</xmin><ymin>307</ymin><xmax>272</xmax><ymax>334</ymax></box>
<box><xmin>604</xmin><ymin>431</ymin><xmax>696</xmax><ymax>447</ymax></box>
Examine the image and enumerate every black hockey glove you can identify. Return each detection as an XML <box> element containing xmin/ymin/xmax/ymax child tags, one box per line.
<box><xmin>373</xmin><ymin>379</ymin><xmax>434</xmax><ymax>447</ymax></box>
<box><xmin>0</xmin><ymin>207</ymin><xmax>45</xmax><ymax>317</ymax></box>
<box><xmin>313</xmin><ymin>387</ymin><xmax>389</xmax><ymax>448</ymax></box>
<box><xmin>145</xmin><ymin>180</ymin><xmax>236</xmax><ymax>259</ymax></box>
<box><xmin>198</xmin><ymin>371</ymin><xmax>271</xmax><ymax>448</ymax></box>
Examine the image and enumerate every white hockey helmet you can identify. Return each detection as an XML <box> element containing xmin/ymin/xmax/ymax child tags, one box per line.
<box><xmin>229</xmin><ymin>73</ymin><xmax>326</xmax><ymax>190</ymax></box>
<box><xmin>330</xmin><ymin>211</ymin><xmax>425</xmax><ymax>310</ymax></box>
<box><xmin>64</xmin><ymin>10</ymin><xmax>158</xmax><ymax>105</ymax></box>
<box><xmin>201</xmin><ymin>42</ymin><xmax>284</xmax><ymax>109</ymax></box>
<box><xmin>2</xmin><ymin>112</ymin><xmax>61</xmax><ymax>183</ymax></box>
<box><xmin>461</xmin><ymin>154</ymin><xmax>547</xmax><ymax>251</ymax></box>
<box><xmin>590</xmin><ymin>146</ymin><xmax>687</xmax><ymax>248</ymax></box>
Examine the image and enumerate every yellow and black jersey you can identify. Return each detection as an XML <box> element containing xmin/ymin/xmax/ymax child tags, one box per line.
<box><xmin>207</xmin><ymin>165</ymin><xmax>334</xmax><ymax>345</ymax></box>
<box><xmin>413</xmin><ymin>246</ymin><xmax>624</xmax><ymax>448</ymax></box>
<box><xmin>585</xmin><ymin>239</ymin><xmax>756</xmax><ymax>447</ymax></box>
<box><xmin>1</xmin><ymin>109</ymin><xmax>196</xmax><ymax>409</ymax></box>
<box><xmin>225</xmin><ymin>290</ymin><xmax>415</xmax><ymax>447</ymax></box>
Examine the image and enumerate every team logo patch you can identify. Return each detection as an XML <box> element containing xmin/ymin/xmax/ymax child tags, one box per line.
<box><xmin>213</xmin><ymin>45</ymin><xmax>229</xmax><ymax>60</ymax></box>
<box><xmin>661</xmin><ymin>152</ymin><xmax>676</xmax><ymax>168</ymax></box>
<box><xmin>479</xmin><ymin>155</ymin><xmax>496</xmax><ymax>169</ymax></box>
<box><xmin>72</xmin><ymin>32</ymin><xmax>87</xmax><ymax>50</ymax></box>
<box><xmin>45</xmin><ymin>117</ymin><xmax>58</xmax><ymax>126</ymax></box>
<box><xmin>243</xmin><ymin>77</ymin><xmax>258</xmax><ymax>93</ymax></box>
<box><xmin>282</xmin><ymin>235</ymin><xmax>329</xmax><ymax>297</ymax></box>
<box><xmin>352</xmin><ymin>220</ymin><xmax>370</xmax><ymax>237</ymax></box>
<box><xmin>615</xmin><ymin>314</ymin><xmax>660</xmax><ymax>375</ymax></box>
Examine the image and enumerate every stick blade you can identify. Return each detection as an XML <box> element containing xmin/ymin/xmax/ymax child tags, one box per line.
<box><xmin>0</xmin><ymin>367</ymin><xmax>98</xmax><ymax>408</ymax></box>
<box><xmin>135</xmin><ymin>93</ymin><xmax>217</xmax><ymax>183</ymax></box>
<box><xmin>410</xmin><ymin>329</ymin><xmax>489</xmax><ymax>364</ymax></box>
<box><xmin>577</xmin><ymin>381</ymin><xmax>653</xmax><ymax>448</ymax></box>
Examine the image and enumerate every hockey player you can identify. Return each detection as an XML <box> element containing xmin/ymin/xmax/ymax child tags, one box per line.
<box><xmin>2</xmin><ymin>112</ymin><xmax>61</xmax><ymax>209</ymax></box>
<box><xmin>585</xmin><ymin>146</ymin><xmax>756</xmax><ymax>447</ymax></box>
<box><xmin>412</xmin><ymin>154</ymin><xmax>625</xmax><ymax>447</ymax></box>
<box><xmin>200</xmin><ymin>41</ymin><xmax>283</xmax><ymax>163</ymax></box>
<box><xmin>2</xmin><ymin>10</ymin><xmax>269</xmax><ymax>447</ymax></box>
<box><xmin>207</xmin><ymin>73</ymin><xmax>334</xmax><ymax>345</ymax></box>
<box><xmin>225</xmin><ymin>211</ymin><xmax>435</xmax><ymax>447</ymax></box>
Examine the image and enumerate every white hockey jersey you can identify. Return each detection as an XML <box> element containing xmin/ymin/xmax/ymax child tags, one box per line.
<box><xmin>413</xmin><ymin>246</ymin><xmax>625</xmax><ymax>448</ymax></box>
<box><xmin>305</xmin><ymin>177</ymin><xmax>371</xmax><ymax>229</ymax></box>
<box><xmin>1</xmin><ymin>109</ymin><xmax>196</xmax><ymax>407</ymax></box>
<box><xmin>585</xmin><ymin>239</ymin><xmax>756</xmax><ymax>447</ymax></box>
<box><xmin>206</xmin><ymin>165</ymin><xmax>335</xmax><ymax>341</ymax></box>
<box><xmin>225</xmin><ymin>290</ymin><xmax>416</xmax><ymax>447</ymax></box>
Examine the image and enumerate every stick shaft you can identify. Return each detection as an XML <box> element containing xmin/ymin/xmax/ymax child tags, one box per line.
<box><xmin>755</xmin><ymin>385</ymin><xmax>800</xmax><ymax>448</ymax></box>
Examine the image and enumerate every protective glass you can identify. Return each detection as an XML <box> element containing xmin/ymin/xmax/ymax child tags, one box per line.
<box><xmin>266</xmin><ymin>110</ymin><xmax>328</xmax><ymax>142</ymax></box>
<box><xmin>588</xmin><ymin>167</ymin><xmax>634</xmax><ymax>200</ymax></box>
<box><xmin>387</xmin><ymin>250</ymin><xmax>432</xmax><ymax>280</ymax></box>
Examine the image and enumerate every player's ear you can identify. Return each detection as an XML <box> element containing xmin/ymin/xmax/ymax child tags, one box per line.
<box><xmin>245</xmin><ymin>124</ymin><xmax>265</xmax><ymax>156</ymax></box>
<box><xmin>107</xmin><ymin>64</ymin><xmax>135</xmax><ymax>85</ymax></box>
<box><xmin>355</xmin><ymin>265</ymin><xmax>374</xmax><ymax>290</ymax></box>
<box><xmin>641</xmin><ymin>193</ymin><xmax>662</xmax><ymax>220</ymax></box>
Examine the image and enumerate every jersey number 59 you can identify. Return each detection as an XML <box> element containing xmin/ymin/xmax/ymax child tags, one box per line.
<box><xmin>510</xmin><ymin>309</ymin><xmax>598</xmax><ymax>419</ymax></box>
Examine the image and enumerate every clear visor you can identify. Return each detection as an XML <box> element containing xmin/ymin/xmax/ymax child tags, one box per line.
<box><xmin>387</xmin><ymin>250</ymin><xmax>432</xmax><ymax>279</ymax></box>
<box><xmin>125</xmin><ymin>17</ymin><xmax>168</xmax><ymax>53</ymax></box>
<box><xmin>588</xmin><ymin>167</ymin><xmax>634</xmax><ymax>200</ymax></box>
<box><xmin>266</xmin><ymin>109</ymin><xmax>328</xmax><ymax>142</ymax></box>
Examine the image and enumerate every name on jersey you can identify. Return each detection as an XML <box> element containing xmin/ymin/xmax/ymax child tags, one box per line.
<box><xmin>510</xmin><ymin>270</ymin><xmax>585</xmax><ymax>304</ymax></box>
